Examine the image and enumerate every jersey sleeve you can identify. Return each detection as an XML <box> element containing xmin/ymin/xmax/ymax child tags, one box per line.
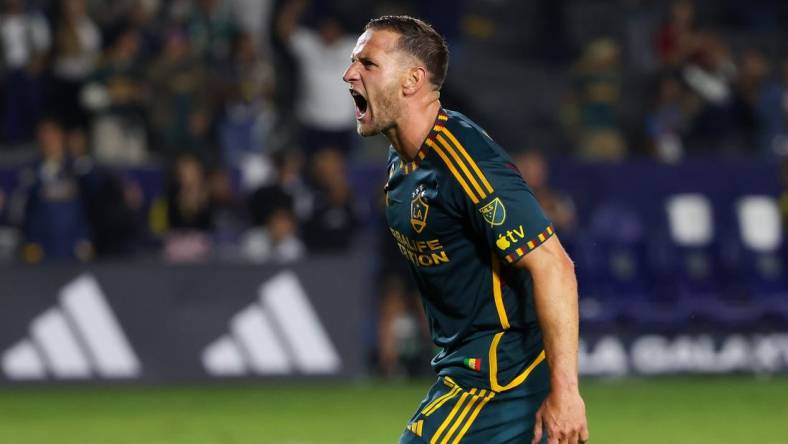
<box><xmin>446</xmin><ymin>151</ymin><xmax>554</xmax><ymax>265</ymax></box>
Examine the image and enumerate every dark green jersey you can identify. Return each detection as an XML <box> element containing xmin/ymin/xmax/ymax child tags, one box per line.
<box><xmin>384</xmin><ymin>109</ymin><xmax>554</xmax><ymax>393</ymax></box>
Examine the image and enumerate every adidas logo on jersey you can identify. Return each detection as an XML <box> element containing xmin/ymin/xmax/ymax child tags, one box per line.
<box><xmin>1</xmin><ymin>274</ymin><xmax>141</xmax><ymax>380</ymax></box>
<box><xmin>201</xmin><ymin>271</ymin><xmax>341</xmax><ymax>377</ymax></box>
<box><xmin>406</xmin><ymin>419</ymin><xmax>424</xmax><ymax>437</ymax></box>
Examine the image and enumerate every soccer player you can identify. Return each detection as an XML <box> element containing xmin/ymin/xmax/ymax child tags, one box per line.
<box><xmin>343</xmin><ymin>16</ymin><xmax>589</xmax><ymax>444</ymax></box>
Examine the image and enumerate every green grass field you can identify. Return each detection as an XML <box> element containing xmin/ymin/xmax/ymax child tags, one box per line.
<box><xmin>1</xmin><ymin>376</ymin><xmax>787</xmax><ymax>444</ymax></box>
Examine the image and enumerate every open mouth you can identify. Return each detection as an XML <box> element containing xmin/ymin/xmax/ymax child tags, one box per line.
<box><xmin>350</xmin><ymin>89</ymin><xmax>368</xmax><ymax>119</ymax></box>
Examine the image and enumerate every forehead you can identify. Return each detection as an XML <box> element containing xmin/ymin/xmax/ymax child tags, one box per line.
<box><xmin>352</xmin><ymin>29</ymin><xmax>401</xmax><ymax>59</ymax></box>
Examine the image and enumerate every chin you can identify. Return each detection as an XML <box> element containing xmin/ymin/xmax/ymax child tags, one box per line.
<box><xmin>357</xmin><ymin>123</ymin><xmax>380</xmax><ymax>137</ymax></box>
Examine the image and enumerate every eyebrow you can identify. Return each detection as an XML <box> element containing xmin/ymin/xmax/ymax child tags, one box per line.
<box><xmin>352</xmin><ymin>55</ymin><xmax>376</xmax><ymax>65</ymax></box>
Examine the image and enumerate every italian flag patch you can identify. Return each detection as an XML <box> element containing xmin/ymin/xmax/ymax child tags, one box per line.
<box><xmin>464</xmin><ymin>358</ymin><xmax>481</xmax><ymax>372</ymax></box>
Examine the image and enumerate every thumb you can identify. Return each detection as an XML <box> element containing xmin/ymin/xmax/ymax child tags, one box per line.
<box><xmin>531</xmin><ymin>407</ymin><xmax>544</xmax><ymax>444</ymax></box>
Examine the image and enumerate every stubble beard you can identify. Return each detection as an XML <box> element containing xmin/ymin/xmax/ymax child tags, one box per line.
<box><xmin>357</xmin><ymin>83</ymin><xmax>401</xmax><ymax>137</ymax></box>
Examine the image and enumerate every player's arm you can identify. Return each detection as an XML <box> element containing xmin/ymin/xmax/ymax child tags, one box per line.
<box><xmin>516</xmin><ymin>236</ymin><xmax>588</xmax><ymax>444</ymax></box>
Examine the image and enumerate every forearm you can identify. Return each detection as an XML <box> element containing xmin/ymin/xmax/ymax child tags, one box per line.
<box><xmin>531</xmin><ymin>259</ymin><xmax>580</xmax><ymax>392</ymax></box>
<box><xmin>276</xmin><ymin>0</ymin><xmax>308</xmax><ymax>39</ymax></box>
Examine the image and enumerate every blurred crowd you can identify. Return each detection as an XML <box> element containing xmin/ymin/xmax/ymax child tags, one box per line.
<box><xmin>0</xmin><ymin>0</ymin><xmax>784</xmax><ymax>377</ymax></box>
<box><xmin>0</xmin><ymin>0</ymin><xmax>374</xmax><ymax>262</ymax></box>
<box><xmin>0</xmin><ymin>0</ymin><xmax>783</xmax><ymax>265</ymax></box>
<box><xmin>561</xmin><ymin>0</ymin><xmax>788</xmax><ymax>161</ymax></box>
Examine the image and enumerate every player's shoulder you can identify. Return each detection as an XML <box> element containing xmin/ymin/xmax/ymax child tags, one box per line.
<box><xmin>429</xmin><ymin>109</ymin><xmax>523</xmax><ymax>205</ymax></box>
<box><xmin>438</xmin><ymin>109</ymin><xmax>510</xmax><ymax>164</ymax></box>
<box><xmin>429</xmin><ymin>109</ymin><xmax>515</xmax><ymax>180</ymax></box>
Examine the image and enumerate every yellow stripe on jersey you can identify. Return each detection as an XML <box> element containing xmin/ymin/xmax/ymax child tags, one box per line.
<box><xmin>451</xmin><ymin>391</ymin><xmax>496</xmax><ymax>444</ymax></box>
<box><xmin>422</xmin><ymin>385</ymin><xmax>461</xmax><ymax>416</ymax></box>
<box><xmin>489</xmin><ymin>339</ymin><xmax>546</xmax><ymax>392</ymax></box>
<box><xmin>435</xmin><ymin>134</ymin><xmax>488</xmax><ymax>201</ymax></box>
<box><xmin>491</xmin><ymin>254</ymin><xmax>510</xmax><ymax>330</ymax></box>
<box><xmin>426</xmin><ymin>139</ymin><xmax>480</xmax><ymax>204</ymax></box>
<box><xmin>424</xmin><ymin>386</ymin><xmax>461</xmax><ymax>416</ymax></box>
<box><xmin>439</xmin><ymin>389</ymin><xmax>481</xmax><ymax>444</ymax></box>
<box><xmin>438</xmin><ymin>114</ymin><xmax>448</xmax><ymax>121</ymax></box>
<box><xmin>438</xmin><ymin>127</ymin><xmax>494</xmax><ymax>194</ymax></box>
<box><xmin>431</xmin><ymin>390</ymin><xmax>473</xmax><ymax>444</ymax></box>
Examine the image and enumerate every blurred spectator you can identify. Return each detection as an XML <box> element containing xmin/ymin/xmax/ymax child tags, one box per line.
<box><xmin>49</xmin><ymin>0</ymin><xmax>101</xmax><ymax>131</ymax></box>
<box><xmin>655</xmin><ymin>0</ymin><xmax>696</xmax><ymax>68</ymax></box>
<box><xmin>563</xmin><ymin>38</ymin><xmax>626</xmax><ymax>161</ymax></box>
<box><xmin>207</xmin><ymin>166</ymin><xmax>247</xmax><ymax>253</ymax></box>
<box><xmin>646</xmin><ymin>76</ymin><xmax>690</xmax><ymax>162</ymax></box>
<box><xmin>243</xmin><ymin>146</ymin><xmax>313</xmax><ymax>263</ymax></box>
<box><xmin>90</xmin><ymin>0</ymin><xmax>164</xmax><ymax>62</ymax></box>
<box><xmin>148</xmin><ymin>28</ymin><xmax>216</xmax><ymax>164</ymax></box>
<box><xmin>165</xmin><ymin>154</ymin><xmax>213</xmax><ymax>231</ymax></box>
<box><xmin>0</xmin><ymin>0</ymin><xmax>50</xmax><ymax>143</ymax></box>
<box><xmin>302</xmin><ymin>147</ymin><xmax>360</xmax><ymax>252</ymax></box>
<box><xmin>731</xmin><ymin>49</ymin><xmax>771</xmax><ymax>154</ymax></box>
<box><xmin>0</xmin><ymin>186</ymin><xmax>19</xmax><ymax>261</ymax></box>
<box><xmin>246</xmin><ymin>148</ymin><xmax>312</xmax><ymax>223</ymax></box>
<box><xmin>68</xmin><ymin>126</ymin><xmax>144</xmax><ymax>258</ymax></box>
<box><xmin>242</xmin><ymin>184</ymin><xmax>304</xmax><ymax>263</ymax></box>
<box><xmin>513</xmin><ymin>150</ymin><xmax>577</xmax><ymax>235</ymax></box>
<box><xmin>217</xmin><ymin>31</ymin><xmax>277</xmax><ymax>168</ymax></box>
<box><xmin>276</xmin><ymin>0</ymin><xmax>357</xmax><ymax>156</ymax></box>
<box><xmin>681</xmin><ymin>31</ymin><xmax>738</xmax><ymax>153</ymax></box>
<box><xmin>228</xmin><ymin>0</ymin><xmax>275</xmax><ymax>54</ymax></box>
<box><xmin>758</xmin><ymin>58</ymin><xmax>788</xmax><ymax>157</ymax></box>
<box><xmin>66</xmin><ymin>125</ymin><xmax>92</xmax><ymax>171</ymax></box>
<box><xmin>16</xmin><ymin>118</ymin><xmax>92</xmax><ymax>262</ymax></box>
<box><xmin>82</xmin><ymin>26</ymin><xmax>149</xmax><ymax>165</ymax></box>
<box><xmin>169</xmin><ymin>0</ymin><xmax>237</xmax><ymax>64</ymax></box>
<box><xmin>156</xmin><ymin>154</ymin><xmax>214</xmax><ymax>261</ymax></box>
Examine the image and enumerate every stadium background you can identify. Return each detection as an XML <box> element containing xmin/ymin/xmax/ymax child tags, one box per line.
<box><xmin>0</xmin><ymin>0</ymin><xmax>787</xmax><ymax>443</ymax></box>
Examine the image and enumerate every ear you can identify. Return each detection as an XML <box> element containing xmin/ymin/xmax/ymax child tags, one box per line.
<box><xmin>402</xmin><ymin>66</ymin><xmax>428</xmax><ymax>96</ymax></box>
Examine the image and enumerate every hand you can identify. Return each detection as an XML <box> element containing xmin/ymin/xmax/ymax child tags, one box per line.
<box><xmin>532</xmin><ymin>388</ymin><xmax>589</xmax><ymax>444</ymax></box>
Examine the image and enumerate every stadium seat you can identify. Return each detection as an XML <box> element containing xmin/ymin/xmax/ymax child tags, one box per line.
<box><xmin>659</xmin><ymin>194</ymin><xmax>761</xmax><ymax>329</ymax></box>
<box><xmin>731</xmin><ymin>195</ymin><xmax>788</xmax><ymax>324</ymax></box>
<box><xmin>574</xmin><ymin>201</ymin><xmax>683</xmax><ymax>330</ymax></box>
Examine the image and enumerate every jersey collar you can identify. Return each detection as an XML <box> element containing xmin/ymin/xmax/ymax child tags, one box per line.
<box><xmin>400</xmin><ymin>108</ymin><xmax>449</xmax><ymax>175</ymax></box>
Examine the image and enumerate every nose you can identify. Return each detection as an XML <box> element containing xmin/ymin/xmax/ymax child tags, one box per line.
<box><xmin>342</xmin><ymin>62</ymin><xmax>358</xmax><ymax>84</ymax></box>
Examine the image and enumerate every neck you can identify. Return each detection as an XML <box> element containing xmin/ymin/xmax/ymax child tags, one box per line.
<box><xmin>384</xmin><ymin>97</ymin><xmax>441</xmax><ymax>161</ymax></box>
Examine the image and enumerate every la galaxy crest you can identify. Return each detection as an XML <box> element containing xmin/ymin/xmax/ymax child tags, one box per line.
<box><xmin>410</xmin><ymin>184</ymin><xmax>429</xmax><ymax>233</ymax></box>
<box><xmin>479</xmin><ymin>197</ymin><xmax>506</xmax><ymax>226</ymax></box>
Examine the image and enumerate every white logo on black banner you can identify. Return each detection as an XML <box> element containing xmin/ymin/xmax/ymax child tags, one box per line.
<box><xmin>201</xmin><ymin>271</ymin><xmax>341</xmax><ymax>376</ymax></box>
<box><xmin>1</xmin><ymin>274</ymin><xmax>141</xmax><ymax>380</ymax></box>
